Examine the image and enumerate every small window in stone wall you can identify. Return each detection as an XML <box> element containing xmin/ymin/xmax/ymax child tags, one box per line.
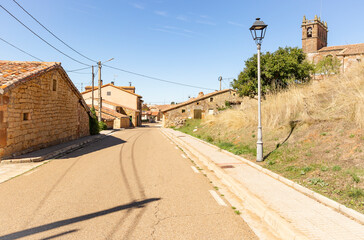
<box><xmin>182</xmin><ymin>109</ymin><xmax>185</xmax><ymax>113</ymax></box>
<box><xmin>107</xmin><ymin>91</ymin><xmax>111</xmax><ymax>96</ymax></box>
<box><xmin>307</xmin><ymin>27</ymin><xmax>312</xmax><ymax>38</ymax></box>
<box><xmin>52</xmin><ymin>79</ymin><xmax>57</xmax><ymax>91</ymax></box>
<box><xmin>196</xmin><ymin>102</ymin><xmax>200</xmax><ymax>105</ymax></box>
<box><xmin>210</xmin><ymin>98</ymin><xmax>213</xmax><ymax>102</ymax></box>
<box><xmin>23</xmin><ymin>113</ymin><xmax>30</xmax><ymax>121</ymax></box>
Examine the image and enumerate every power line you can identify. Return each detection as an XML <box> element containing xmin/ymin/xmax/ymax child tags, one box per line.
<box><xmin>0</xmin><ymin>4</ymin><xmax>91</xmax><ymax>66</ymax></box>
<box><xmin>66</xmin><ymin>66</ymin><xmax>93</xmax><ymax>72</ymax></box>
<box><xmin>104</xmin><ymin>64</ymin><xmax>216</xmax><ymax>91</ymax></box>
<box><xmin>0</xmin><ymin>36</ymin><xmax>44</xmax><ymax>61</ymax></box>
<box><xmin>12</xmin><ymin>0</ymin><xmax>96</xmax><ymax>64</ymax></box>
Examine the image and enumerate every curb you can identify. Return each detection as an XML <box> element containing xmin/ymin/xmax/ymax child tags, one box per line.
<box><xmin>171</xmin><ymin>129</ymin><xmax>364</xmax><ymax>225</ymax></box>
<box><xmin>161</xmin><ymin>128</ymin><xmax>309</xmax><ymax>240</ymax></box>
<box><xmin>1</xmin><ymin>130</ymin><xmax>118</xmax><ymax>164</ymax></box>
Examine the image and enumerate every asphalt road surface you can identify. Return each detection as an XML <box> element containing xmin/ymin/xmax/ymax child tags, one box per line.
<box><xmin>0</xmin><ymin>125</ymin><xmax>257</xmax><ymax>240</ymax></box>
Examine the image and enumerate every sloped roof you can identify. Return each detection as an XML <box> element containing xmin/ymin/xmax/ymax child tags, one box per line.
<box><xmin>97</xmin><ymin>99</ymin><xmax>140</xmax><ymax>112</ymax></box>
<box><xmin>0</xmin><ymin>60</ymin><xmax>90</xmax><ymax>114</ymax></box>
<box><xmin>81</xmin><ymin>83</ymin><xmax>142</xmax><ymax>97</ymax></box>
<box><xmin>90</xmin><ymin>105</ymin><xmax>129</xmax><ymax>119</ymax></box>
<box><xmin>162</xmin><ymin>89</ymin><xmax>235</xmax><ymax>113</ymax></box>
<box><xmin>0</xmin><ymin>61</ymin><xmax>59</xmax><ymax>93</ymax></box>
<box><xmin>319</xmin><ymin>43</ymin><xmax>364</xmax><ymax>56</ymax></box>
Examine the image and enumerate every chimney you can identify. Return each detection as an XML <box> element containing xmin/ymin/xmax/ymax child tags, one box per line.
<box><xmin>111</xmin><ymin>81</ymin><xmax>114</xmax><ymax>85</ymax></box>
<box><xmin>198</xmin><ymin>92</ymin><xmax>204</xmax><ymax>97</ymax></box>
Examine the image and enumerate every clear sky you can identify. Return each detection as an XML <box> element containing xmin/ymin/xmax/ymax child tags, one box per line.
<box><xmin>1</xmin><ymin>0</ymin><xmax>363</xmax><ymax>104</ymax></box>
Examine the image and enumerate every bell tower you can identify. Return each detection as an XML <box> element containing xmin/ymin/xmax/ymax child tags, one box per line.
<box><xmin>301</xmin><ymin>15</ymin><xmax>328</xmax><ymax>53</ymax></box>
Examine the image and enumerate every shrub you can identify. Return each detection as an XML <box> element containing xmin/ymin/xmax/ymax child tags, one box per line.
<box><xmin>98</xmin><ymin>121</ymin><xmax>107</xmax><ymax>130</ymax></box>
<box><xmin>89</xmin><ymin>108</ymin><xmax>100</xmax><ymax>135</ymax></box>
<box><xmin>348</xmin><ymin>188</ymin><xmax>364</xmax><ymax>198</ymax></box>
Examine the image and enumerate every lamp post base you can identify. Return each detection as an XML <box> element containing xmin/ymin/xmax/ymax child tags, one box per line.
<box><xmin>256</xmin><ymin>142</ymin><xmax>263</xmax><ymax>162</ymax></box>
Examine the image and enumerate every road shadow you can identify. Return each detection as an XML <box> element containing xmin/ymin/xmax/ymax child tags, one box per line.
<box><xmin>56</xmin><ymin>135</ymin><xmax>126</xmax><ymax>159</ymax></box>
<box><xmin>0</xmin><ymin>198</ymin><xmax>161</xmax><ymax>240</ymax></box>
<box><xmin>263</xmin><ymin>120</ymin><xmax>300</xmax><ymax>161</ymax></box>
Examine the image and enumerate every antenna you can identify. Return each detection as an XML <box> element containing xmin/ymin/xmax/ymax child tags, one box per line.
<box><xmin>129</xmin><ymin>82</ymin><xmax>132</xmax><ymax>86</ymax></box>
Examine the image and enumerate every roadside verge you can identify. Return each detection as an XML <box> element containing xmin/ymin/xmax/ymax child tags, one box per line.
<box><xmin>161</xmin><ymin>128</ymin><xmax>364</xmax><ymax>240</ymax></box>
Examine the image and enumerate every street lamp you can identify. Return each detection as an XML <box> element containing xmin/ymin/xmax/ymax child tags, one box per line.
<box><xmin>250</xmin><ymin>18</ymin><xmax>267</xmax><ymax>162</ymax></box>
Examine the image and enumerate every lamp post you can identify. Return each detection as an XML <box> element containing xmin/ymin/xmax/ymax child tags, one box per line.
<box><xmin>249</xmin><ymin>18</ymin><xmax>267</xmax><ymax>162</ymax></box>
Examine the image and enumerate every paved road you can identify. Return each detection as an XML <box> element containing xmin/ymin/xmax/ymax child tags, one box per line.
<box><xmin>0</xmin><ymin>126</ymin><xmax>257</xmax><ymax>240</ymax></box>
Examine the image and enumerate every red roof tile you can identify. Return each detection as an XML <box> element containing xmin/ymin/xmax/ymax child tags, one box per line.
<box><xmin>0</xmin><ymin>60</ymin><xmax>59</xmax><ymax>92</ymax></box>
<box><xmin>319</xmin><ymin>43</ymin><xmax>364</xmax><ymax>56</ymax></box>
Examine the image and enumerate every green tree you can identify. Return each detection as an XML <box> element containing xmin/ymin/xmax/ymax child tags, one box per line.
<box><xmin>315</xmin><ymin>55</ymin><xmax>341</xmax><ymax>77</ymax></box>
<box><xmin>232</xmin><ymin>47</ymin><xmax>314</xmax><ymax>97</ymax></box>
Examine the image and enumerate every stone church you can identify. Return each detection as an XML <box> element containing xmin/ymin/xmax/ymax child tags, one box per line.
<box><xmin>302</xmin><ymin>15</ymin><xmax>364</xmax><ymax>72</ymax></box>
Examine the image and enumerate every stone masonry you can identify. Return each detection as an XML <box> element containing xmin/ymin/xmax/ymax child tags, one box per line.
<box><xmin>162</xmin><ymin>89</ymin><xmax>243</xmax><ymax>128</ymax></box>
<box><xmin>0</xmin><ymin>62</ymin><xmax>90</xmax><ymax>160</ymax></box>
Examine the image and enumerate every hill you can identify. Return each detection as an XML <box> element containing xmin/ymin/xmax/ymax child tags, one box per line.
<box><xmin>176</xmin><ymin>64</ymin><xmax>364</xmax><ymax>213</ymax></box>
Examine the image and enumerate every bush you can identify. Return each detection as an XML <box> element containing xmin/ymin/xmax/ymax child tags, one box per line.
<box><xmin>99</xmin><ymin>121</ymin><xmax>107</xmax><ymax>130</ymax></box>
<box><xmin>89</xmin><ymin>108</ymin><xmax>100</xmax><ymax>135</ymax></box>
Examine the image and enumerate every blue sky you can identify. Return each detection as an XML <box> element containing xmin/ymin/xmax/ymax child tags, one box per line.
<box><xmin>1</xmin><ymin>0</ymin><xmax>363</xmax><ymax>104</ymax></box>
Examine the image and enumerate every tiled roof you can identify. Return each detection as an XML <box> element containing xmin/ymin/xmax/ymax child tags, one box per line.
<box><xmin>0</xmin><ymin>61</ymin><xmax>59</xmax><ymax>92</ymax></box>
<box><xmin>154</xmin><ymin>104</ymin><xmax>173</xmax><ymax>111</ymax></box>
<box><xmin>99</xmin><ymin>99</ymin><xmax>140</xmax><ymax>112</ymax></box>
<box><xmin>0</xmin><ymin>60</ymin><xmax>91</xmax><ymax>116</ymax></box>
<box><xmin>90</xmin><ymin>105</ymin><xmax>129</xmax><ymax>119</ymax></box>
<box><xmin>319</xmin><ymin>43</ymin><xmax>364</xmax><ymax>56</ymax></box>
<box><xmin>162</xmin><ymin>89</ymin><xmax>235</xmax><ymax>112</ymax></box>
<box><xmin>81</xmin><ymin>83</ymin><xmax>142</xmax><ymax>97</ymax></box>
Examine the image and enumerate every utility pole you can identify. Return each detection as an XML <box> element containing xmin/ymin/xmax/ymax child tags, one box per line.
<box><xmin>218</xmin><ymin>76</ymin><xmax>222</xmax><ymax>91</ymax></box>
<box><xmin>91</xmin><ymin>65</ymin><xmax>94</xmax><ymax>109</ymax></box>
<box><xmin>98</xmin><ymin>61</ymin><xmax>102</xmax><ymax>122</ymax></box>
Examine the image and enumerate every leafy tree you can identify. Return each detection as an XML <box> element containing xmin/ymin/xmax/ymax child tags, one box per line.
<box><xmin>232</xmin><ymin>47</ymin><xmax>314</xmax><ymax>97</ymax></box>
<box><xmin>315</xmin><ymin>55</ymin><xmax>341</xmax><ymax>77</ymax></box>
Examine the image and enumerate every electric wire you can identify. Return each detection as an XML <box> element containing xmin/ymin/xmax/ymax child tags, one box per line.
<box><xmin>12</xmin><ymin>0</ymin><xmax>97</xmax><ymax>64</ymax></box>
<box><xmin>0</xmin><ymin>36</ymin><xmax>44</xmax><ymax>61</ymax></box>
<box><xmin>103</xmin><ymin>64</ymin><xmax>216</xmax><ymax>91</ymax></box>
<box><xmin>66</xmin><ymin>66</ymin><xmax>93</xmax><ymax>72</ymax></box>
<box><xmin>0</xmin><ymin>4</ymin><xmax>91</xmax><ymax>66</ymax></box>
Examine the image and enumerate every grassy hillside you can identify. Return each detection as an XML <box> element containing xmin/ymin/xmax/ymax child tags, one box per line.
<box><xmin>176</xmin><ymin>64</ymin><xmax>364</xmax><ymax>213</ymax></box>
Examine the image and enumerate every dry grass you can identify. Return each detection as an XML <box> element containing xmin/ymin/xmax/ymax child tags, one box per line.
<box><xmin>188</xmin><ymin>64</ymin><xmax>364</xmax><ymax>213</ymax></box>
<box><xmin>204</xmin><ymin>63</ymin><xmax>364</xmax><ymax>130</ymax></box>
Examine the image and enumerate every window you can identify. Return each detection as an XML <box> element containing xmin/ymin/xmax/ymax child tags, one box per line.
<box><xmin>196</xmin><ymin>102</ymin><xmax>200</xmax><ymax>105</ymax></box>
<box><xmin>23</xmin><ymin>113</ymin><xmax>30</xmax><ymax>121</ymax></box>
<box><xmin>182</xmin><ymin>109</ymin><xmax>185</xmax><ymax>113</ymax></box>
<box><xmin>52</xmin><ymin>79</ymin><xmax>57</xmax><ymax>91</ymax></box>
<box><xmin>307</xmin><ymin>27</ymin><xmax>312</xmax><ymax>38</ymax></box>
<box><xmin>0</xmin><ymin>111</ymin><xmax>3</xmax><ymax>123</ymax></box>
<box><xmin>107</xmin><ymin>91</ymin><xmax>111</xmax><ymax>96</ymax></box>
<box><xmin>210</xmin><ymin>98</ymin><xmax>213</xmax><ymax>102</ymax></box>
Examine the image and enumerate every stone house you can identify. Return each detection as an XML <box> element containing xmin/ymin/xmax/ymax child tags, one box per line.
<box><xmin>90</xmin><ymin>105</ymin><xmax>130</xmax><ymax>129</ymax></box>
<box><xmin>302</xmin><ymin>15</ymin><xmax>364</xmax><ymax>73</ymax></box>
<box><xmin>0</xmin><ymin>61</ymin><xmax>90</xmax><ymax>160</ymax></box>
<box><xmin>82</xmin><ymin>83</ymin><xmax>143</xmax><ymax>127</ymax></box>
<box><xmin>162</xmin><ymin>89</ymin><xmax>243</xmax><ymax>127</ymax></box>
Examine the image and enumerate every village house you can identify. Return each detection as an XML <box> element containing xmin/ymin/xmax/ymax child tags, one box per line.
<box><xmin>302</xmin><ymin>15</ymin><xmax>364</xmax><ymax>72</ymax></box>
<box><xmin>82</xmin><ymin>83</ymin><xmax>143</xmax><ymax>127</ymax></box>
<box><xmin>0</xmin><ymin>61</ymin><xmax>90</xmax><ymax>160</ymax></box>
<box><xmin>90</xmin><ymin>104</ymin><xmax>129</xmax><ymax>129</ymax></box>
<box><xmin>162</xmin><ymin>89</ymin><xmax>243</xmax><ymax>127</ymax></box>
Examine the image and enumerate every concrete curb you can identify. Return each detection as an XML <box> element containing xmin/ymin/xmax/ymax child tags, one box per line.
<box><xmin>172</xmin><ymin>129</ymin><xmax>364</xmax><ymax>225</ymax></box>
<box><xmin>161</xmin><ymin>128</ymin><xmax>309</xmax><ymax>240</ymax></box>
<box><xmin>1</xmin><ymin>130</ymin><xmax>118</xmax><ymax>164</ymax></box>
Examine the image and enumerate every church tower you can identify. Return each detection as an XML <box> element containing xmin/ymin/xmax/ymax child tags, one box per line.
<box><xmin>301</xmin><ymin>15</ymin><xmax>328</xmax><ymax>53</ymax></box>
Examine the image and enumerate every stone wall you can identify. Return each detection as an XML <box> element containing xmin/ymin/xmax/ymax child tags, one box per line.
<box><xmin>0</xmin><ymin>69</ymin><xmax>89</xmax><ymax>159</ymax></box>
<box><xmin>163</xmin><ymin>90</ymin><xmax>243</xmax><ymax>127</ymax></box>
